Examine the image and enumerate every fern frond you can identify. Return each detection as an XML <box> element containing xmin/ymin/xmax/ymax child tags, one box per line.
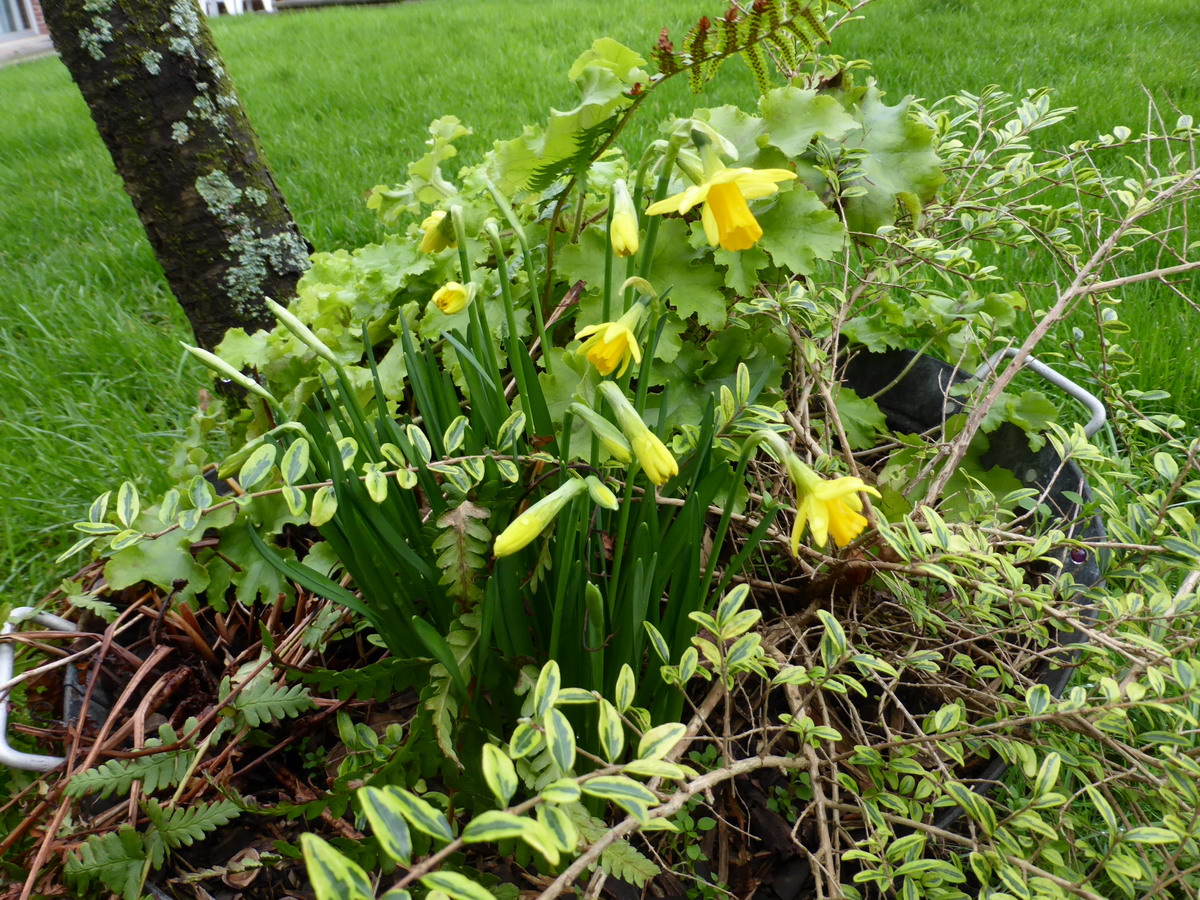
<box><xmin>231</xmin><ymin>678</ymin><xmax>314</xmax><ymax>728</ymax></box>
<box><xmin>525</xmin><ymin>120</ymin><xmax>620</xmax><ymax>194</ymax></box>
<box><xmin>566</xmin><ymin>804</ymin><xmax>660</xmax><ymax>888</ymax></box>
<box><xmin>65</xmin><ymin>827</ymin><xmax>147</xmax><ymax>900</ymax></box>
<box><xmin>432</xmin><ymin>501</ymin><xmax>491</xmax><ymax>607</ymax></box>
<box><xmin>303</xmin><ymin>656</ymin><xmax>427</xmax><ymax>701</ymax></box>
<box><xmin>145</xmin><ymin>798</ymin><xmax>241</xmax><ymax>849</ymax></box>
<box><xmin>66</xmin><ymin>736</ymin><xmax>191</xmax><ymax>799</ymax></box>
<box><xmin>651</xmin><ymin>0</ymin><xmax>839</xmax><ymax>94</ymax></box>
<box><xmin>603</xmin><ymin>838</ymin><xmax>661</xmax><ymax>888</ymax></box>
<box><xmin>650</xmin><ymin>28</ymin><xmax>679</xmax><ymax>75</ymax></box>
<box><xmin>421</xmin><ymin>612</ymin><xmax>480</xmax><ymax>765</ymax></box>
<box><xmin>67</xmin><ymin>591</ymin><xmax>119</xmax><ymax>623</ymax></box>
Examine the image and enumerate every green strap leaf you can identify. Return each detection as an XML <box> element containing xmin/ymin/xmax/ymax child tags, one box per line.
<box><xmin>411</xmin><ymin>616</ymin><xmax>468</xmax><ymax>700</ymax></box>
<box><xmin>244</xmin><ymin>523</ymin><xmax>373</xmax><ymax>622</ymax></box>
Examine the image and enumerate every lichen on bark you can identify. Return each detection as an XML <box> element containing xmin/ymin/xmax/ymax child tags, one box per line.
<box><xmin>41</xmin><ymin>0</ymin><xmax>309</xmax><ymax>349</ymax></box>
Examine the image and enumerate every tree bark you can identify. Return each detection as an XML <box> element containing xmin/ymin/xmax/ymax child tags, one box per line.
<box><xmin>41</xmin><ymin>0</ymin><xmax>308</xmax><ymax>349</ymax></box>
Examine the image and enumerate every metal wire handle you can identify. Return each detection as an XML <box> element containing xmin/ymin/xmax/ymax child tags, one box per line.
<box><xmin>975</xmin><ymin>348</ymin><xmax>1107</xmax><ymax>438</ymax></box>
<box><xmin>0</xmin><ymin>607</ymin><xmax>77</xmax><ymax>771</ymax></box>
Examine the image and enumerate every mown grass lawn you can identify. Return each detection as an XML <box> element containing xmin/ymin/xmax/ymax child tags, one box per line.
<box><xmin>0</xmin><ymin>0</ymin><xmax>1197</xmax><ymax>601</ymax></box>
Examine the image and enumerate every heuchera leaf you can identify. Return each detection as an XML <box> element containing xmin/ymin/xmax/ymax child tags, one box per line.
<box><xmin>652</xmin><ymin>220</ymin><xmax>728</xmax><ymax>328</ymax></box>
<box><xmin>759</xmin><ymin>86</ymin><xmax>860</xmax><ymax>156</ymax></box>
<box><xmin>833</xmin><ymin>386</ymin><xmax>888</xmax><ymax>450</ymax></box>
<box><xmin>756</xmin><ymin>184</ymin><xmax>847</xmax><ymax>276</ymax></box>
<box><xmin>837</xmin><ymin>84</ymin><xmax>945</xmax><ymax>235</ymax></box>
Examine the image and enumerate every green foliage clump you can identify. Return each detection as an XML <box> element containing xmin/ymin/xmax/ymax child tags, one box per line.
<box><xmin>20</xmin><ymin>0</ymin><xmax>1200</xmax><ymax>897</ymax></box>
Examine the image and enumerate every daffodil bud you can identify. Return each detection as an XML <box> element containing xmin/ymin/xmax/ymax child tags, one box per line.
<box><xmin>433</xmin><ymin>281</ymin><xmax>471</xmax><ymax>315</ymax></box>
<box><xmin>598</xmin><ymin>382</ymin><xmax>679</xmax><ymax>487</ymax></box>
<box><xmin>265</xmin><ymin>297</ymin><xmax>339</xmax><ymax>365</ymax></box>
<box><xmin>419</xmin><ymin>210</ymin><xmax>456</xmax><ymax>253</ymax></box>
<box><xmin>493</xmin><ymin>478</ymin><xmax>588</xmax><ymax>558</ymax></box>
<box><xmin>569</xmin><ymin>403</ymin><xmax>632</xmax><ymax>463</ymax></box>
<box><xmin>609</xmin><ymin>179</ymin><xmax>639</xmax><ymax>258</ymax></box>
<box><xmin>585</xmin><ymin>475</ymin><xmax>619</xmax><ymax>511</ymax></box>
<box><xmin>181</xmin><ymin>343</ymin><xmax>278</xmax><ymax>406</ymax></box>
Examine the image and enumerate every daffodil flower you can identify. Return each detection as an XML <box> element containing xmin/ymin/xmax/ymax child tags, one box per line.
<box><xmin>789</xmin><ymin>462</ymin><xmax>881</xmax><ymax>552</ymax></box>
<box><xmin>574</xmin><ymin>302</ymin><xmax>646</xmax><ymax>377</ymax></box>
<box><xmin>645</xmin><ymin>140</ymin><xmax>795</xmax><ymax>252</ymax></box>
<box><xmin>599</xmin><ymin>382</ymin><xmax>678</xmax><ymax>486</ymax></box>
<box><xmin>609</xmin><ymin>179</ymin><xmax>639</xmax><ymax>257</ymax></box>
<box><xmin>419</xmin><ymin>210</ymin><xmax>456</xmax><ymax>253</ymax></box>
<box><xmin>494</xmin><ymin>478</ymin><xmax>588</xmax><ymax>557</ymax></box>
<box><xmin>569</xmin><ymin>402</ymin><xmax>632</xmax><ymax>464</ymax></box>
<box><xmin>432</xmin><ymin>281</ymin><xmax>470</xmax><ymax>315</ymax></box>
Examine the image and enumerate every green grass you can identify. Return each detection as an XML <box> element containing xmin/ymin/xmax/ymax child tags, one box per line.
<box><xmin>1</xmin><ymin>0</ymin><xmax>1197</xmax><ymax>601</ymax></box>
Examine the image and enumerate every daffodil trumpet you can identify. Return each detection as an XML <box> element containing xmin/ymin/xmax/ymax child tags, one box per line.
<box><xmin>787</xmin><ymin>460</ymin><xmax>881</xmax><ymax>552</ymax></box>
<box><xmin>432</xmin><ymin>282</ymin><xmax>471</xmax><ymax>315</ymax></box>
<box><xmin>418</xmin><ymin>210</ymin><xmax>456</xmax><ymax>254</ymax></box>
<box><xmin>574</xmin><ymin>301</ymin><xmax>647</xmax><ymax>378</ymax></box>
<box><xmin>493</xmin><ymin>478</ymin><xmax>589</xmax><ymax>558</ymax></box>
<box><xmin>645</xmin><ymin>134</ymin><xmax>795</xmax><ymax>253</ymax></box>
<box><xmin>745</xmin><ymin>430</ymin><xmax>880</xmax><ymax>553</ymax></box>
<box><xmin>598</xmin><ymin>381</ymin><xmax>679</xmax><ymax>487</ymax></box>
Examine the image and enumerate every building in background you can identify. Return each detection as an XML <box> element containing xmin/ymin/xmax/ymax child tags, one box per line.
<box><xmin>1</xmin><ymin>0</ymin><xmax>44</xmax><ymax>44</ymax></box>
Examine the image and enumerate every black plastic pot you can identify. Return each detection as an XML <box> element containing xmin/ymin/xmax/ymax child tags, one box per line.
<box><xmin>842</xmin><ymin>348</ymin><xmax>1105</xmax><ymax>822</ymax></box>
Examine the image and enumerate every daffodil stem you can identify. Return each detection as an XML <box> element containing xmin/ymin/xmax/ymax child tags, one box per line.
<box><xmin>486</xmin><ymin>223</ymin><xmax>521</xmax><ymax>345</ymax></box>
<box><xmin>570</xmin><ymin>174</ymin><xmax>587</xmax><ymax>243</ymax></box>
<box><xmin>636</xmin><ymin>140</ymin><xmax>683</xmax><ymax>290</ymax></box>
<box><xmin>450</xmin><ymin>205</ymin><xmax>473</xmax><ymax>286</ymax></box>
<box><xmin>702</xmin><ymin>430</ymin><xmax>781</xmax><ymax>594</ymax></box>
<box><xmin>451</xmin><ymin>206</ymin><xmax>504</xmax><ymax>391</ymax></box>
<box><xmin>631</xmin><ymin>292</ymin><xmax>670</xmax><ymax>416</ymax></box>
<box><xmin>607</xmin><ymin>464</ymin><xmax>639</xmax><ymax>600</ymax></box>
<box><xmin>602</xmin><ymin>190</ymin><xmax>615</xmax><ymax>322</ymax></box>
<box><xmin>484</xmin><ymin>179</ymin><xmax>552</xmax><ymax>375</ymax></box>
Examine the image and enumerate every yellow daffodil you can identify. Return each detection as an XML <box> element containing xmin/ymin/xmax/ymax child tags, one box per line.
<box><xmin>494</xmin><ymin>479</ymin><xmax>588</xmax><ymax>557</ymax></box>
<box><xmin>645</xmin><ymin>141</ymin><xmax>795</xmax><ymax>252</ymax></box>
<box><xmin>599</xmin><ymin>382</ymin><xmax>679</xmax><ymax>486</ymax></box>
<box><xmin>610</xmin><ymin>179</ymin><xmax>639</xmax><ymax>257</ymax></box>
<box><xmin>574</xmin><ymin>302</ymin><xmax>646</xmax><ymax>377</ymax></box>
<box><xmin>569</xmin><ymin>402</ymin><xmax>632</xmax><ymax>463</ymax></box>
<box><xmin>419</xmin><ymin>210</ymin><xmax>456</xmax><ymax>253</ymax></box>
<box><xmin>790</xmin><ymin>465</ymin><xmax>882</xmax><ymax>552</ymax></box>
<box><xmin>432</xmin><ymin>281</ymin><xmax>470</xmax><ymax>315</ymax></box>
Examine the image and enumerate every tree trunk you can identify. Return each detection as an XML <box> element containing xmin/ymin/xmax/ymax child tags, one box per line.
<box><xmin>41</xmin><ymin>0</ymin><xmax>308</xmax><ymax>349</ymax></box>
